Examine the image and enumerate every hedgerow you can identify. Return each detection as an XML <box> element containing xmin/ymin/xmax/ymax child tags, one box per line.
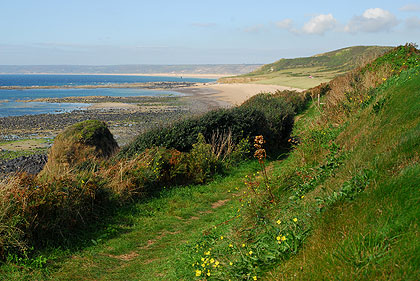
<box><xmin>119</xmin><ymin>90</ymin><xmax>305</xmax><ymax>158</ymax></box>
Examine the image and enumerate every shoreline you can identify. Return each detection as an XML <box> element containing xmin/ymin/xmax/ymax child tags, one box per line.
<box><xmin>0</xmin><ymin>73</ymin><xmax>229</xmax><ymax>79</ymax></box>
<box><xmin>0</xmin><ymin>81</ymin><xmax>205</xmax><ymax>91</ymax></box>
<box><xmin>6</xmin><ymin>82</ymin><xmax>304</xmax><ymax>106</ymax></box>
<box><xmin>0</xmin><ymin>82</ymin><xmax>304</xmax><ymax>148</ymax></box>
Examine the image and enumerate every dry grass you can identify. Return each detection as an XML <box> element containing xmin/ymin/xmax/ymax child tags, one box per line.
<box><xmin>39</xmin><ymin>141</ymin><xmax>98</xmax><ymax>178</ymax></box>
<box><xmin>210</xmin><ymin>129</ymin><xmax>234</xmax><ymax>160</ymax></box>
<box><xmin>0</xmin><ymin>178</ymin><xmax>28</xmax><ymax>256</ymax></box>
<box><xmin>100</xmin><ymin>151</ymin><xmax>156</xmax><ymax>199</ymax></box>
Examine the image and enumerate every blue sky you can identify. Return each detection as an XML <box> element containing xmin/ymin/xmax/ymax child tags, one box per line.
<box><xmin>1</xmin><ymin>0</ymin><xmax>420</xmax><ymax>65</ymax></box>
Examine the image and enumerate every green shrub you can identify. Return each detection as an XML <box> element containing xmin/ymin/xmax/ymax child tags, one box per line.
<box><xmin>119</xmin><ymin>106</ymin><xmax>270</xmax><ymax>158</ymax></box>
<box><xmin>0</xmin><ymin>179</ymin><xmax>27</xmax><ymax>258</ymax></box>
<box><xmin>273</xmin><ymin>90</ymin><xmax>311</xmax><ymax>114</ymax></box>
<box><xmin>40</xmin><ymin>120</ymin><xmax>118</xmax><ymax>178</ymax></box>
<box><xmin>120</xmin><ymin>91</ymin><xmax>309</xmax><ymax>159</ymax></box>
<box><xmin>241</xmin><ymin>92</ymin><xmax>296</xmax><ymax>152</ymax></box>
<box><xmin>58</xmin><ymin>120</ymin><xmax>118</xmax><ymax>158</ymax></box>
<box><xmin>187</xmin><ymin>134</ymin><xmax>223</xmax><ymax>183</ymax></box>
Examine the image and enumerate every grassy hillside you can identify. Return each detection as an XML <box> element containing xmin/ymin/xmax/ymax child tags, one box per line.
<box><xmin>219</xmin><ymin>46</ymin><xmax>393</xmax><ymax>89</ymax></box>
<box><xmin>1</xmin><ymin>45</ymin><xmax>419</xmax><ymax>280</ymax></box>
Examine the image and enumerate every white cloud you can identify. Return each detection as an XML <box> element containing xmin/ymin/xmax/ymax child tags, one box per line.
<box><xmin>406</xmin><ymin>16</ymin><xmax>420</xmax><ymax>29</ymax></box>
<box><xmin>302</xmin><ymin>14</ymin><xmax>337</xmax><ymax>35</ymax></box>
<box><xmin>276</xmin><ymin>19</ymin><xmax>293</xmax><ymax>29</ymax></box>
<box><xmin>345</xmin><ymin>8</ymin><xmax>398</xmax><ymax>33</ymax></box>
<box><xmin>400</xmin><ymin>4</ymin><xmax>420</xmax><ymax>12</ymax></box>
<box><xmin>244</xmin><ymin>24</ymin><xmax>265</xmax><ymax>33</ymax></box>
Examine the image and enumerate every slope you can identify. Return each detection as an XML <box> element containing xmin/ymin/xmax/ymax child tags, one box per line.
<box><xmin>219</xmin><ymin>46</ymin><xmax>392</xmax><ymax>89</ymax></box>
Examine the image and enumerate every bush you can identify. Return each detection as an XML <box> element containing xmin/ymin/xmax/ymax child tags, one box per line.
<box><xmin>187</xmin><ymin>134</ymin><xmax>223</xmax><ymax>183</ymax></box>
<box><xmin>40</xmin><ymin>120</ymin><xmax>118</xmax><ymax>177</ymax></box>
<box><xmin>119</xmin><ymin>106</ymin><xmax>270</xmax><ymax>158</ymax></box>
<box><xmin>272</xmin><ymin>90</ymin><xmax>311</xmax><ymax>114</ymax></box>
<box><xmin>0</xmin><ymin>178</ymin><xmax>27</xmax><ymax>258</ymax></box>
<box><xmin>241</xmin><ymin>92</ymin><xmax>297</xmax><ymax>152</ymax></box>
<box><xmin>0</xmin><ymin>170</ymin><xmax>113</xmax><ymax>256</ymax></box>
<box><xmin>120</xmin><ymin>91</ymin><xmax>309</xmax><ymax>158</ymax></box>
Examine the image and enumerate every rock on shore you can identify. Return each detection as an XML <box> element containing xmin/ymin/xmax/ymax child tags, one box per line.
<box><xmin>0</xmin><ymin>154</ymin><xmax>48</xmax><ymax>176</ymax></box>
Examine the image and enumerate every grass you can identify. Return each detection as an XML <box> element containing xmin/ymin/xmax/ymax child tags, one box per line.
<box><xmin>264</xmin><ymin>51</ymin><xmax>420</xmax><ymax>280</ymax></box>
<box><xmin>219</xmin><ymin>67</ymin><xmax>336</xmax><ymax>89</ymax></box>
<box><xmin>252</xmin><ymin>70</ymin><xmax>332</xmax><ymax>89</ymax></box>
<box><xmin>220</xmin><ymin>46</ymin><xmax>392</xmax><ymax>89</ymax></box>
<box><xmin>0</xmin><ymin>138</ymin><xmax>52</xmax><ymax>160</ymax></box>
<box><xmin>0</xmin><ymin>161</ymin><xmax>260</xmax><ymax>280</ymax></box>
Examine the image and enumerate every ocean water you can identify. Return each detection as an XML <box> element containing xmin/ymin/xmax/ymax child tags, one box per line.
<box><xmin>0</xmin><ymin>101</ymin><xmax>90</xmax><ymax>117</ymax></box>
<box><xmin>0</xmin><ymin>74</ymin><xmax>213</xmax><ymax>87</ymax></box>
<box><xmin>0</xmin><ymin>74</ymin><xmax>215</xmax><ymax>117</ymax></box>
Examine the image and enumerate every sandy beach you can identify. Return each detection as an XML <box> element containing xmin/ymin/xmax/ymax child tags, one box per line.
<box><xmin>189</xmin><ymin>83</ymin><xmax>304</xmax><ymax>106</ymax></box>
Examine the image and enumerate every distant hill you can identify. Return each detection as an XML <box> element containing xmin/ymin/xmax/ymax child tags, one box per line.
<box><xmin>0</xmin><ymin>64</ymin><xmax>261</xmax><ymax>76</ymax></box>
<box><xmin>219</xmin><ymin>46</ymin><xmax>393</xmax><ymax>88</ymax></box>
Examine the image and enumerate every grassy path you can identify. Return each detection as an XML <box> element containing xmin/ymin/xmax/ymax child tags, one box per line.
<box><xmin>5</xmin><ymin>161</ymin><xmax>260</xmax><ymax>280</ymax></box>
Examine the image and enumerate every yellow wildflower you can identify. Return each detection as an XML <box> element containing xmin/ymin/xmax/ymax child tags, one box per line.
<box><xmin>220</xmin><ymin>236</ymin><xmax>224</xmax><ymax>240</ymax></box>
<box><xmin>276</xmin><ymin>219</ymin><xmax>281</xmax><ymax>225</ymax></box>
<box><xmin>276</xmin><ymin>236</ymin><xmax>281</xmax><ymax>241</ymax></box>
<box><xmin>249</xmin><ymin>251</ymin><xmax>253</xmax><ymax>255</ymax></box>
<box><xmin>242</xmin><ymin>243</ymin><xmax>246</xmax><ymax>247</ymax></box>
<box><xmin>253</xmin><ymin>276</ymin><xmax>258</xmax><ymax>280</ymax></box>
<box><xmin>210</xmin><ymin>258</ymin><xmax>214</xmax><ymax>264</ymax></box>
<box><xmin>195</xmin><ymin>269</ymin><xmax>202</xmax><ymax>276</ymax></box>
<box><xmin>229</xmin><ymin>262</ymin><xmax>233</xmax><ymax>266</ymax></box>
<box><xmin>205</xmin><ymin>251</ymin><xmax>210</xmax><ymax>255</ymax></box>
<box><xmin>293</xmin><ymin>218</ymin><xmax>298</xmax><ymax>222</ymax></box>
<box><xmin>282</xmin><ymin>235</ymin><xmax>287</xmax><ymax>241</ymax></box>
<box><xmin>229</xmin><ymin>244</ymin><xmax>233</xmax><ymax>247</ymax></box>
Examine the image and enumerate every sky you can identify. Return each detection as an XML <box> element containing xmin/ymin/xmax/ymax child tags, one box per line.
<box><xmin>1</xmin><ymin>0</ymin><xmax>420</xmax><ymax>65</ymax></box>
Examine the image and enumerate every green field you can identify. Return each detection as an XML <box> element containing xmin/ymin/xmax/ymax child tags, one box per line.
<box><xmin>220</xmin><ymin>46</ymin><xmax>393</xmax><ymax>89</ymax></box>
<box><xmin>0</xmin><ymin>138</ymin><xmax>52</xmax><ymax>160</ymax></box>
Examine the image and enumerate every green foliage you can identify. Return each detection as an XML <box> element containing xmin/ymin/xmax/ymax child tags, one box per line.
<box><xmin>187</xmin><ymin>216</ymin><xmax>310</xmax><ymax>280</ymax></box>
<box><xmin>251</xmin><ymin>46</ymin><xmax>392</xmax><ymax>75</ymax></box>
<box><xmin>316</xmin><ymin>169</ymin><xmax>372</xmax><ymax>211</ymax></box>
<box><xmin>187</xmin><ymin>134</ymin><xmax>222</xmax><ymax>183</ymax></box>
<box><xmin>6</xmin><ymin>252</ymin><xmax>48</xmax><ymax>270</ymax></box>
<box><xmin>119</xmin><ymin>107</ymin><xmax>268</xmax><ymax>157</ymax></box>
<box><xmin>362</xmin><ymin>43</ymin><xmax>420</xmax><ymax>74</ymax></box>
<box><xmin>120</xmin><ymin>92</ymin><xmax>305</xmax><ymax>158</ymax></box>
<box><xmin>241</xmin><ymin>93</ymin><xmax>295</xmax><ymax>151</ymax></box>
<box><xmin>332</xmin><ymin>231</ymin><xmax>393</xmax><ymax>272</ymax></box>
<box><xmin>58</xmin><ymin>120</ymin><xmax>118</xmax><ymax>158</ymax></box>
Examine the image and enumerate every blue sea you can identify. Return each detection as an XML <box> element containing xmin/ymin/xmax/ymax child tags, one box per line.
<box><xmin>0</xmin><ymin>74</ymin><xmax>215</xmax><ymax>117</ymax></box>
